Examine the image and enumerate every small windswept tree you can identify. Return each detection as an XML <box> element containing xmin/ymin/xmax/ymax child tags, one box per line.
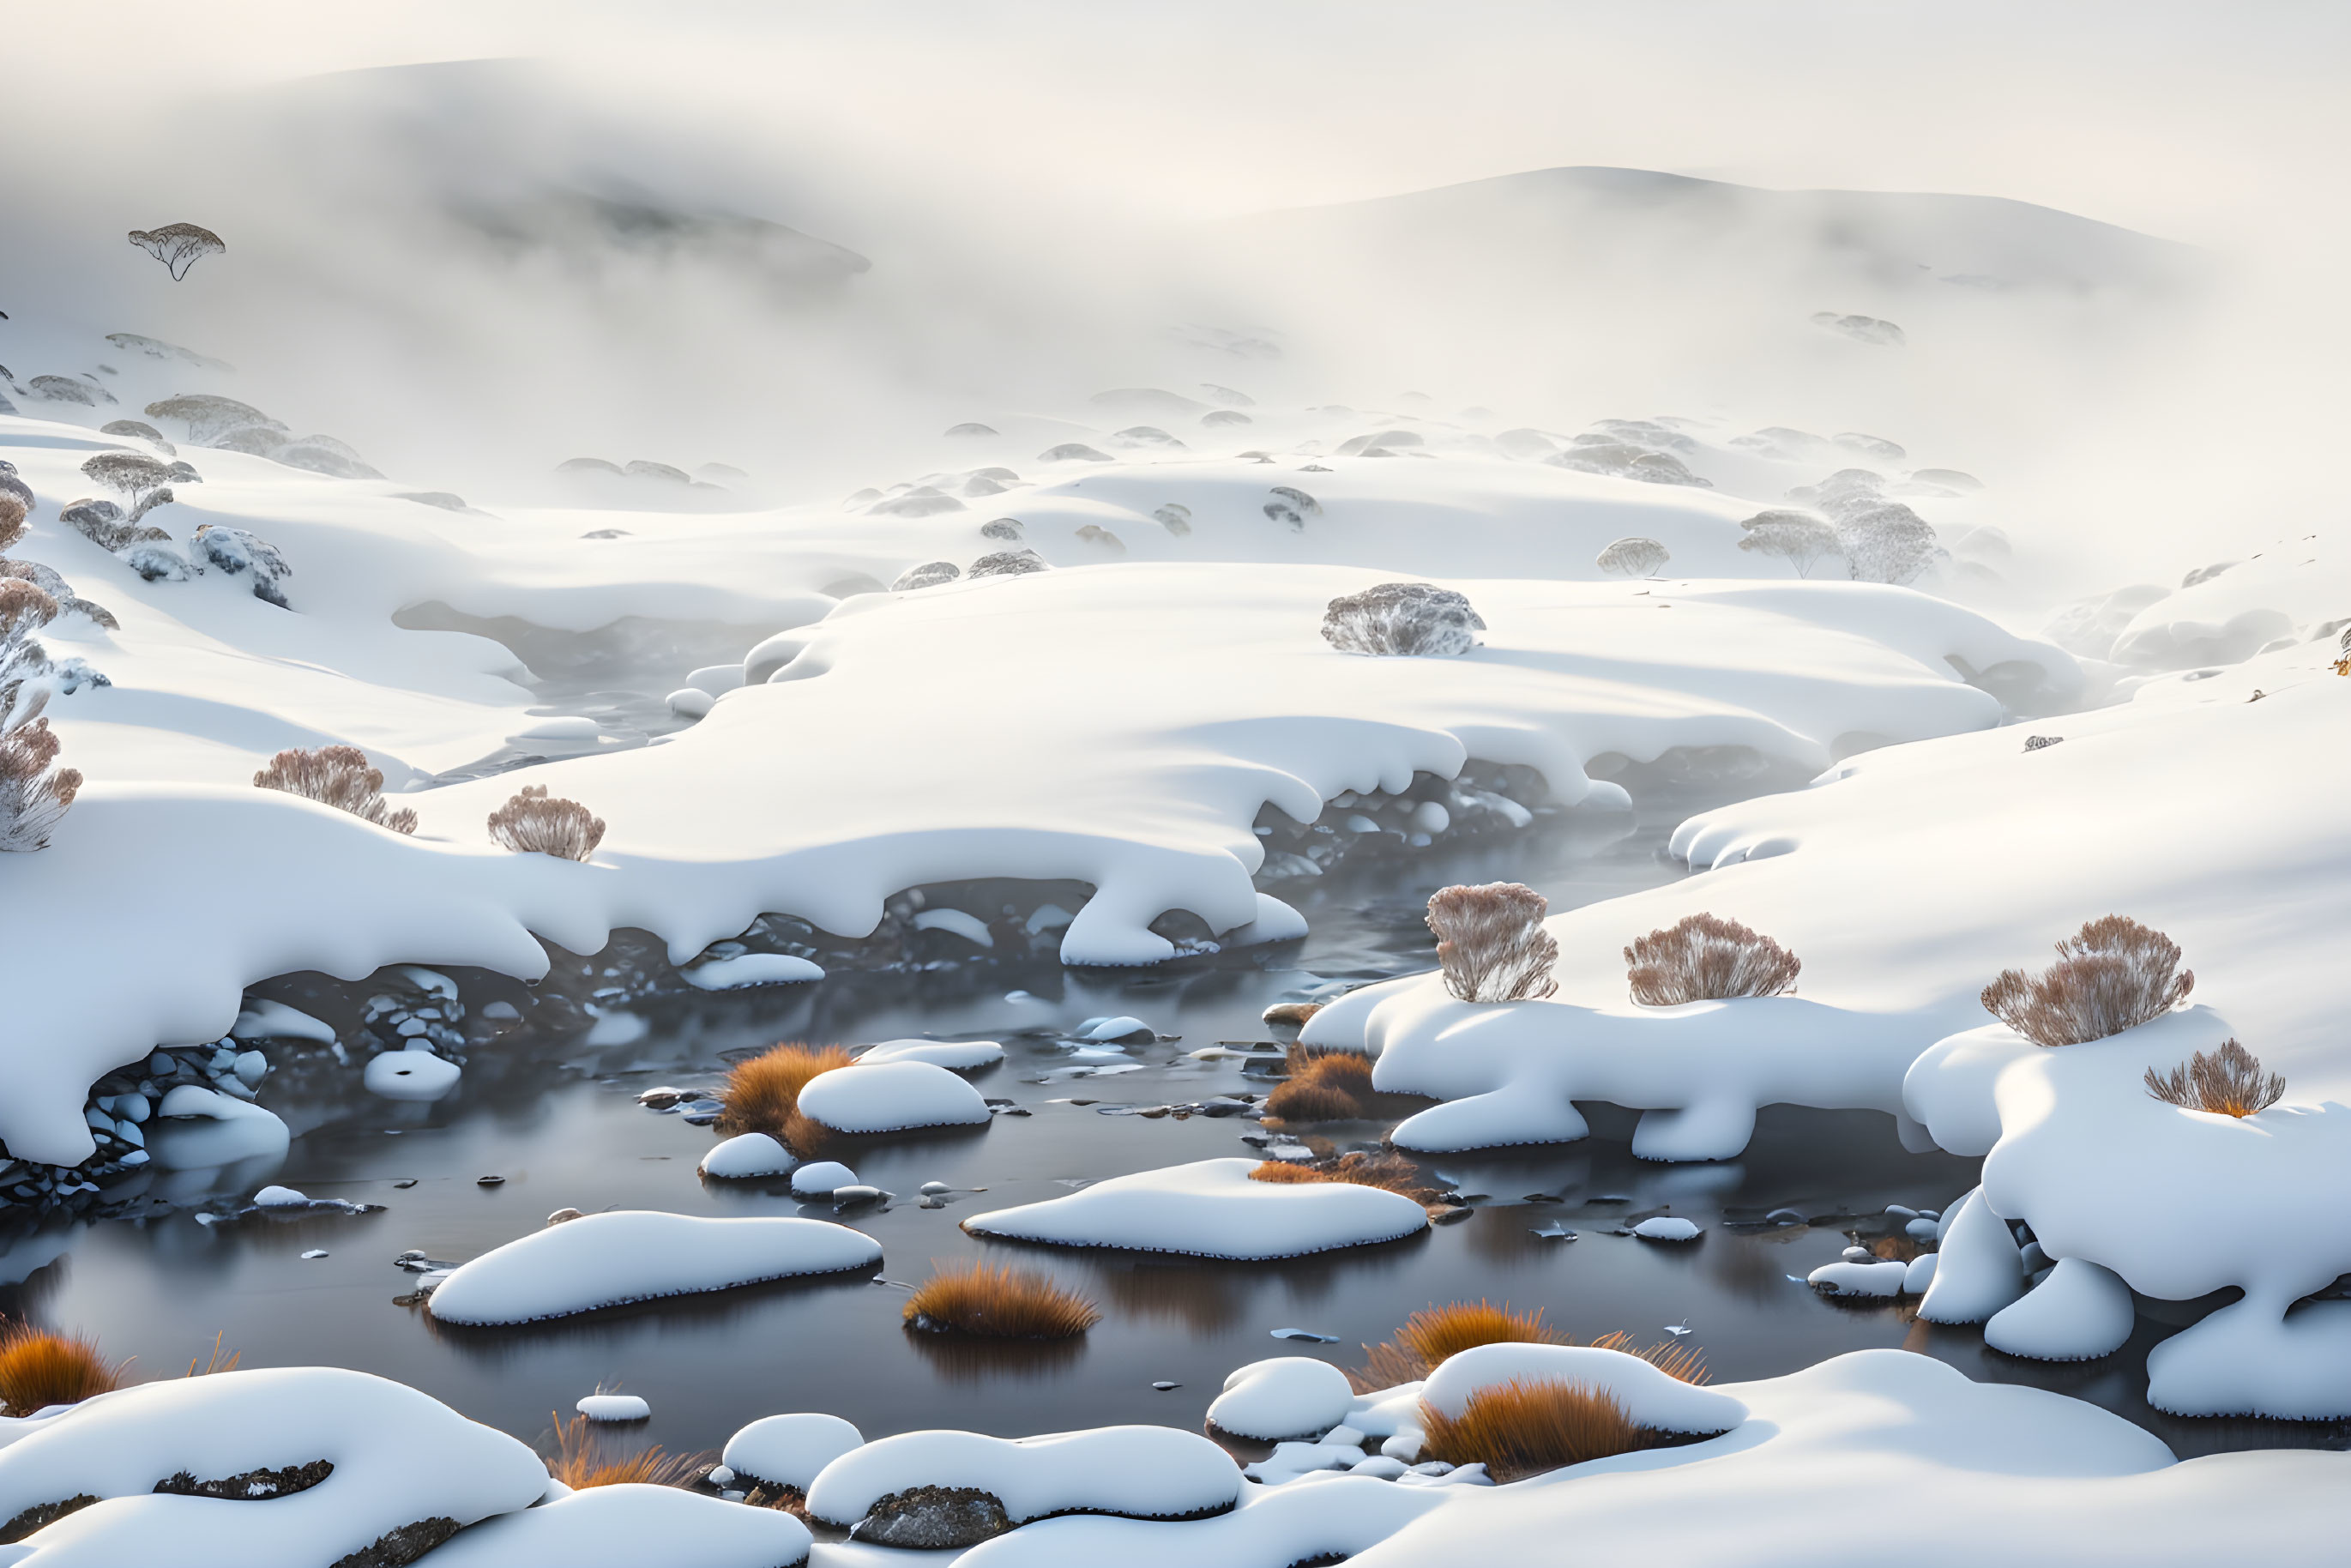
<box><xmin>1596</xmin><ymin>537</ymin><xmax>1671</xmax><ymax>577</ymax></box>
<box><xmin>2145</xmin><ymin>1039</ymin><xmax>2284</xmax><ymax>1119</ymax></box>
<box><xmin>0</xmin><ymin>580</ymin><xmax>81</xmax><ymax>851</ymax></box>
<box><xmin>1323</xmin><ymin>582</ymin><xmax>1485</xmax><ymax>656</ymax></box>
<box><xmin>1625</xmin><ymin>914</ymin><xmax>1801</xmax><ymax>1004</ymax></box>
<box><xmin>128</xmin><ymin>223</ymin><xmax>226</xmax><ymax>280</ymax></box>
<box><xmin>254</xmin><ymin>745</ymin><xmax>417</xmax><ymax>834</ymax></box>
<box><xmin>1737</xmin><ymin>511</ymin><xmax>1838</xmax><ymax>578</ymax></box>
<box><xmin>81</xmin><ymin>451</ymin><xmax>173</xmax><ymax>516</ymax></box>
<box><xmin>1981</xmin><ymin>916</ymin><xmax>2193</xmax><ymax>1046</ymax></box>
<box><xmin>487</xmin><ymin>785</ymin><xmax>605</xmax><ymax>860</ymax></box>
<box><xmin>1426</xmin><ymin>882</ymin><xmax>1558</xmax><ymax>1003</ymax></box>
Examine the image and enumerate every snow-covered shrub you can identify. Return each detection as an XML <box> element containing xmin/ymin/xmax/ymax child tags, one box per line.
<box><xmin>27</xmin><ymin>375</ymin><xmax>109</xmax><ymax>407</ymax></box>
<box><xmin>1427</xmin><ymin>882</ymin><xmax>1558</xmax><ymax>1002</ymax></box>
<box><xmin>980</xmin><ymin>517</ymin><xmax>1024</xmax><ymax>541</ymax></box>
<box><xmin>1151</xmin><ymin>504</ymin><xmax>1191</xmax><ymax>536</ymax></box>
<box><xmin>1417</xmin><ymin>1378</ymin><xmax>1658</xmax><ymax>1481</ymax></box>
<box><xmin>891</xmin><ymin>560</ymin><xmax>961</xmax><ymax>591</ymax></box>
<box><xmin>1737</xmin><ymin>510</ymin><xmax>1837</xmax><ymax>577</ymax></box>
<box><xmin>0</xmin><ymin>560</ymin><xmax>115</xmax><ymax>631</ymax></box>
<box><xmin>2144</xmin><ymin>1038</ymin><xmax>2283</xmax><ymax>1118</ymax></box>
<box><xmin>0</xmin><ymin>581</ymin><xmax>84</xmax><ymax>853</ymax></box>
<box><xmin>128</xmin><ymin>221</ymin><xmax>226</xmax><ymax>280</ymax></box>
<box><xmin>61</xmin><ymin>498</ymin><xmax>163</xmax><ymax>553</ymax></box>
<box><xmin>1980</xmin><ymin>916</ymin><xmax>2194</xmax><ymax>1047</ymax></box>
<box><xmin>1038</xmin><ymin>443</ymin><xmax>1111</xmax><ymax>462</ymax></box>
<box><xmin>80</xmin><ymin>450</ymin><xmax>172</xmax><ymax>510</ymax></box>
<box><xmin>2024</xmin><ymin>734</ymin><xmax>2065</xmax><ymax>751</ymax></box>
<box><xmin>1270</xmin><ymin>485</ymin><xmax>1322</xmax><ymax>516</ymax></box>
<box><xmin>1075</xmin><ymin>523</ymin><xmax>1124</xmax><ymax>552</ymax></box>
<box><xmin>144</xmin><ymin>393</ymin><xmax>276</xmax><ymax>446</ymax></box>
<box><xmin>486</xmin><ymin>784</ymin><xmax>605</xmax><ymax>860</ymax></box>
<box><xmin>0</xmin><ymin>1324</ymin><xmax>121</xmax><ymax>1414</ymax></box>
<box><xmin>0</xmin><ymin>494</ymin><xmax>23</xmax><ymax>553</ymax></box>
<box><xmin>1321</xmin><ymin>582</ymin><xmax>1485</xmax><ymax>657</ymax></box>
<box><xmin>1249</xmin><ymin>1151</ymin><xmax>1442</xmax><ymax>1211</ymax></box>
<box><xmin>0</xmin><ymin>469</ymin><xmax>31</xmax><ymax>514</ymax></box>
<box><xmin>1625</xmin><ymin>914</ymin><xmax>1801</xmax><ymax>1004</ymax></box>
<box><xmin>968</xmin><ymin>549</ymin><xmax>1048</xmax><ymax>579</ymax></box>
<box><xmin>1812</xmin><ymin>311</ymin><xmax>1905</xmax><ymax>346</ymax></box>
<box><xmin>126</xmin><ymin>485</ymin><xmax>175</xmax><ymax>527</ymax></box>
<box><xmin>190</xmin><ymin>523</ymin><xmax>292</xmax><ymax>606</ymax></box>
<box><xmin>252</xmin><ymin>745</ymin><xmax>417</xmax><ymax>834</ymax></box>
<box><xmin>1836</xmin><ymin>503</ymin><xmax>1944</xmax><ymax>585</ymax></box>
<box><xmin>1596</xmin><ymin>536</ymin><xmax>1671</xmax><ymax>576</ymax></box>
<box><xmin>902</xmin><ymin>1261</ymin><xmax>1100</xmax><ymax>1338</ymax></box>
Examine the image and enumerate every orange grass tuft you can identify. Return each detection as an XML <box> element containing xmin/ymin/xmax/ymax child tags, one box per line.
<box><xmin>1250</xmin><ymin>1151</ymin><xmax>1440</xmax><ymax>1203</ymax></box>
<box><xmin>903</xmin><ymin>1261</ymin><xmax>1101</xmax><ymax>1338</ymax></box>
<box><xmin>184</xmin><ymin>1332</ymin><xmax>241</xmax><ymax>1378</ymax></box>
<box><xmin>0</xmin><ymin>1325</ymin><xmax>124</xmax><ymax>1414</ymax></box>
<box><xmin>1263</xmin><ymin>1048</ymin><xmax>1377</xmax><ymax>1122</ymax></box>
<box><xmin>546</xmin><ymin>1412</ymin><xmax>708</xmax><ymax>1489</ymax></box>
<box><xmin>1419</xmin><ymin>1378</ymin><xmax>1667</xmax><ymax>1481</ymax></box>
<box><xmin>716</xmin><ymin>1043</ymin><xmax>853</xmax><ymax>1147</ymax></box>
<box><xmin>1353</xmin><ymin>1304</ymin><xmax>1708</xmax><ymax>1392</ymax></box>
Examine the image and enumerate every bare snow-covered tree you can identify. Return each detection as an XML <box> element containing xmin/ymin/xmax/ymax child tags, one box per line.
<box><xmin>1596</xmin><ymin>536</ymin><xmax>1671</xmax><ymax>577</ymax></box>
<box><xmin>127</xmin><ymin>223</ymin><xmax>226</xmax><ymax>281</ymax></box>
<box><xmin>1322</xmin><ymin>582</ymin><xmax>1485</xmax><ymax>656</ymax></box>
<box><xmin>1836</xmin><ymin>504</ymin><xmax>1944</xmax><ymax>585</ymax></box>
<box><xmin>144</xmin><ymin>395</ymin><xmax>278</xmax><ymax>446</ymax></box>
<box><xmin>487</xmin><ymin>785</ymin><xmax>606</xmax><ymax>861</ymax></box>
<box><xmin>2145</xmin><ymin>1039</ymin><xmax>2285</xmax><ymax>1119</ymax></box>
<box><xmin>1625</xmin><ymin>914</ymin><xmax>1801</xmax><ymax>1004</ymax></box>
<box><xmin>0</xmin><ymin>579</ymin><xmax>80</xmax><ymax>851</ymax></box>
<box><xmin>253</xmin><ymin>745</ymin><xmax>417</xmax><ymax>834</ymax></box>
<box><xmin>968</xmin><ymin>549</ymin><xmax>1049</xmax><ymax>579</ymax></box>
<box><xmin>80</xmin><ymin>451</ymin><xmax>172</xmax><ymax>515</ymax></box>
<box><xmin>1736</xmin><ymin>511</ymin><xmax>1838</xmax><ymax>577</ymax></box>
<box><xmin>1426</xmin><ymin>882</ymin><xmax>1559</xmax><ymax>1003</ymax></box>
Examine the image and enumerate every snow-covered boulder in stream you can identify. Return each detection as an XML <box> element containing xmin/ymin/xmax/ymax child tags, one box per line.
<box><xmin>425</xmin><ymin>1210</ymin><xmax>881</xmax><ymax>1325</ymax></box>
<box><xmin>1208</xmin><ymin>1358</ymin><xmax>1358</xmax><ymax>1440</ymax></box>
<box><xmin>795</xmin><ymin>1058</ymin><xmax>992</xmax><ymax>1134</ymax></box>
<box><xmin>723</xmin><ymin>1413</ymin><xmax>865</xmax><ymax>1493</ymax></box>
<box><xmin>961</xmin><ymin>1157</ymin><xmax>1429</xmax><ymax>1259</ymax></box>
<box><xmin>415</xmin><ymin>1481</ymin><xmax>811</xmax><ymax>1567</ymax></box>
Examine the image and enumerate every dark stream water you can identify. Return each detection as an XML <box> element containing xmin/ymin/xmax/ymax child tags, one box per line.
<box><xmin>2</xmin><ymin>791</ymin><xmax>2336</xmax><ymax>1466</ymax></box>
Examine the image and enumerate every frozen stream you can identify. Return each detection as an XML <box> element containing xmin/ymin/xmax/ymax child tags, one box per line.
<box><xmin>2</xmin><ymin>793</ymin><xmax>2338</xmax><ymax>1466</ymax></box>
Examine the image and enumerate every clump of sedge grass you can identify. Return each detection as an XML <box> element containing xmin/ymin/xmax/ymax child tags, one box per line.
<box><xmin>1625</xmin><ymin>914</ymin><xmax>1799</xmax><ymax>1005</ymax></box>
<box><xmin>1263</xmin><ymin>1047</ymin><xmax>1377</xmax><ymax>1122</ymax></box>
<box><xmin>902</xmin><ymin>1261</ymin><xmax>1101</xmax><ymax>1339</ymax></box>
<box><xmin>546</xmin><ymin>1412</ymin><xmax>708</xmax><ymax>1489</ymax></box>
<box><xmin>1353</xmin><ymin>1304</ymin><xmax>1707</xmax><ymax>1392</ymax></box>
<box><xmin>0</xmin><ymin>1324</ymin><xmax>124</xmax><ymax>1414</ymax></box>
<box><xmin>2145</xmin><ymin>1038</ymin><xmax>2285</xmax><ymax>1118</ymax></box>
<box><xmin>716</xmin><ymin>1043</ymin><xmax>853</xmax><ymax>1149</ymax></box>
<box><xmin>1418</xmin><ymin>1378</ymin><xmax>1672</xmax><ymax>1481</ymax></box>
<box><xmin>184</xmin><ymin>1332</ymin><xmax>240</xmax><ymax>1378</ymax></box>
<box><xmin>1980</xmin><ymin>915</ymin><xmax>2193</xmax><ymax>1047</ymax></box>
<box><xmin>1250</xmin><ymin>1151</ymin><xmax>1444</xmax><ymax>1209</ymax></box>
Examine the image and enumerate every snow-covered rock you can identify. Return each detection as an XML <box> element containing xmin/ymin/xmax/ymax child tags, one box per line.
<box><xmin>961</xmin><ymin>1158</ymin><xmax>1429</xmax><ymax>1259</ymax></box>
<box><xmin>788</xmin><ymin>1161</ymin><xmax>858</xmax><ymax>1197</ymax></box>
<box><xmin>416</xmin><ymin>1481</ymin><xmax>812</xmax><ymax>1566</ymax></box>
<box><xmin>796</xmin><ymin>1058</ymin><xmax>992</xmax><ymax>1134</ymax></box>
<box><xmin>855</xmin><ymin>1038</ymin><xmax>1008</xmax><ymax>1070</ymax></box>
<box><xmin>1631</xmin><ymin>1216</ymin><xmax>1700</xmax><ymax>1241</ymax></box>
<box><xmin>723</xmin><ymin>1413</ymin><xmax>865</xmax><ymax>1492</ymax></box>
<box><xmin>574</xmin><ymin>1394</ymin><xmax>649</xmax><ymax>1422</ymax></box>
<box><xmin>425</xmin><ymin>1210</ymin><xmax>882</xmax><ymax>1324</ymax></box>
<box><xmin>699</xmin><ymin>1132</ymin><xmax>793</xmax><ymax>1179</ymax></box>
<box><xmin>364</xmin><ymin>1048</ymin><xmax>461</xmax><ymax>1101</ymax></box>
<box><xmin>682</xmin><ymin>952</ymin><xmax>825</xmax><ymax>989</ymax></box>
<box><xmin>805</xmin><ymin>1426</ymin><xmax>1241</xmax><ymax>1532</ymax></box>
<box><xmin>1208</xmin><ymin>1358</ymin><xmax>1357</xmax><ymax>1440</ymax></box>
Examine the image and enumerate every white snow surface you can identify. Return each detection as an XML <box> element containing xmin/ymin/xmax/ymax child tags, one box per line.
<box><xmin>804</xmin><ymin>1426</ymin><xmax>1241</xmax><ymax>1527</ymax></box>
<box><xmin>723</xmin><ymin>1413</ymin><xmax>865</xmax><ymax>1492</ymax></box>
<box><xmin>1207</xmin><ymin>1358</ymin><xmax>1358</xmax><ymax>1440</ymax></box>
<box><xmin>699</xmin><ymin>1131</ymin><xmax>795</xmax><ymax>1179</ymax></box>
<box><xmin>1416</xmin><ymin>1344</ymin><xmax>1745</xmax><ymax>1433</ymax></box>
<box><xmin>425</xmin><ymin>1210</ymin><xmax>882</xmax><ymax>1324</ymax></box>
<box><xmin>796</xmin><ymin>1058</ymin><xmax>993</xmax><ymax>1134</ymax></box>
<box><xmin>0</xmin><ymin>1367</ymin><xmax>548</xmax><ymax>1567</ymax></box>
<box><xmin>683</xmin><ymin>953</ymin><xmax>827</xmax><ymax>989</ymax></box>
<box><xmin>854</xmin><ymin>1038</ymin><xmax>1007</xmax><ymax>1070</ymax></box>
<box><xmin>418</xmin><ymin>1482</ymin><xmax>812</xmax><ymax>1567</ymax></box>
<box><xmin>961</xmin><ymin>1158</ymin><xmax>1429</xmax><ymax>1258</ymax></box>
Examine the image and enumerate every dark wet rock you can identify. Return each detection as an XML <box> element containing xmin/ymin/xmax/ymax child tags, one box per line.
<box><xmin>156</xmin><ymin>1458</ymin><xmax>334</xmax><ymax>1499</ymax></box>
<box><xmin>892</xmin><ymin>561</ymin><xmax>961</xmax><ymax>591</ymax></box>
<box><xmin>968</xmin><ymin>549</ymin><xmax>1048</xmax><ymax>579</ymax></box>
<box><xmin>852</xmin><ymin>1486</ymin><xmax>1012</xmax><ymax>1549</ymax></box>
<box><xmin>1038</xmin><ymin>443</ymin><xmax>1112</xmax><ymax>463</ymax></box>
<box><xmin>980</xmin><ymin>517</ymin><xmax>1024</xmax><ymax>541</ymax></box>
<box><xmin>329</xmin><ymin>1517</ymin><xmax>461</xmax><ymax>1568</ymax></box>
<box><xmin>1322</xmin><ymin>582</ymin><xmax>1484</xmax><ymax>657</ymax></box>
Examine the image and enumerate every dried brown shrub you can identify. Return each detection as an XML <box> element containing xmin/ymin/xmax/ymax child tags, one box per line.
<box><xmin>1249</xmin><ymin>1153</ymin><xmax>1450</xmax><ymax>1226</ymax></box>
<box><xmin>252</xmin><ymin>745</ymin><xmax>417</xmax><ymax>834</ymax></box>
<box><xmin>1625</xmin><ymin>914</ymin><xmax>1800</xmax><ymax>1005</ymax></box>
<box><xmin>487</xmin><ymin>784</ymin><xmax>605</xmax><ymax>860</ymax></box>
<box><xmin>0</xmin><ymin>717</ymin><xmax>81</xmax><ymax>853</ymax></box>
<box><xmin>902</xmin><ymin>1261</ymin><xmax>1100</xmax><ymax>1338</ymax></box>
<box><xmin>1418</xmin><ymin>1378</ymin><xmax>1669</xmax><ymax>1481</ymax></box>
<box><xmin>1263</xmin><ymin>1048</ymin><xmax>1376</xmax><ymax>1122</ymax></box>
<box><xmin>546</xmin><ymin>1412</ymin><xmax>708</xmax><ymax>1489</ymax></box>
<box><xmin>2145</xmin><ymin>1038</ymin><xmax>2285</xmax><ymax>1118</ymax></box>
<box><xmin>0</xmin><ymin>578</ymin><xmax>56</xmax><ymax>645</ymax></box>
<box><xmin>0</xmin><ymin>494</ymin><xmax>25</xmax><ymax>552</ymax></box>
<box><xmin>0</xmin><ymin>1325</ymin><xmax>123</xmax><ymax>1414</ymax></box>
<box><xmin>716</xmin><ymin>1043</ymin><xmax>853</xmax><ymax>1145</ymax></box>
<box><xmin>1321</xmin><ymin>582</ymin><xmax>1485</xmax><ymax>657</ymax></box>
<box><xmin>1981</xmin><ymin>916</ymin><xmax>2193</xmax><ymax>1047</ymax></box>
<box><xmin>1426</xmin><ymin>883</ymin><xmax>1558</xmax><ymax>1003</ymax></box>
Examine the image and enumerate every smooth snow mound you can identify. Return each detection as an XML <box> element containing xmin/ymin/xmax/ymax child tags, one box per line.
<box><xmin>724</xmin><ymin>1413</ymin><xmax>865</xmax><ymax>1492</ymax></box>
<box><xmin>683</xmin><ymin>953</ymin><xmax>826</xmax><ymax>989</ymax></box>
<box><xmin>1419</xmin><ymin>1344</ymin><xmax>1745</xmax><ymax>1433</ymax></box>
<box><xmin>805</xmin><ymin>1426</ymin><xmax>1242</xmax><ymax>1528</ymax></box>
<box><xmin>425</xmin><ymin>1210</ymin><xmax>882</xmax><ymax>1324</ymax></box>
<box><xmin>1209</xmin><ymin>1358</ymin><xmax>1357</xmax><ymax>1440</ymax></box>
<box><xmin>789</xmin><ymin>1161</ymin><xmax>858</xmax><ymax>1197</ymax></box>
<box><xmin>364</xmin><ymin>1048</ymin><xmax>461</xmax><ymax>1101</ymax></box>
<box><xmin>699</xmin><ymin>1131</ymin><xmax>794</xmax><ymax>1179</ymax></box>
<box><xmin>856</xmin><ymin>1038</ymin><xmax>1008</xmax><ymax>1070</ymax></box>
<box><xmin>961</xmin><ymin>1158</ymin><xmax>1429</xmax><ymax>1258</ymax></box>
<box><xmin>796</xmin><ymin>1058</ymin><xmax>992</xmax><ymax>1133</ymax></box>
<box><xmin>419</xmin><ymin>1481</ymin><xmax>812</xmax><ymax>1567</ymax></box>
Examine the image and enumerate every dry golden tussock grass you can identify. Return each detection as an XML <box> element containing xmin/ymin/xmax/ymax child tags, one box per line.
<box><xmin>902</xmin><ymin>1261</ymin><xmax>1101</xmax><ymax>1338</ymax></box>
<box><xmin>1263</xmin><ymin>1048</ymin><xmax>1377</xmax><ymax>1122</ymax></box>
<box><xmin>2145</xmin><ymin>1038</ymin><xmax>2285</xmax><ymax>1118</ymax></box>
<box><xmin>1980</xmin><ymin>915</ymin><xmax>2192</xmax><ymax>1046</ymax></box>
<box><xmin>546</xmin><ymin>1412</ymin><xmax>708</xmax><ymax>1489</ymax></box>
<box><xmin>716</xmin><ymin>1043</ymin><xmax>853</xmax><ymax>1147</ymax></box>
<box><xmin>1352</xmin><ymin>1305</ymin><xmax>1707</xmax><ymax>1392</ymax></box>
<box><xmin>1249</xmin><ymin>1152</ymin><xmax>1444</xmax><ymax>1213</ymax></box>
<box><xmin>0</xmin><ymin>1325</ymin><xmax>124</xmax><ymax>1414</ymax></box>
<box><xmin>1418</xmin><ymin>1378</ymin><xmax>1667</xmax><ymax>1481</ymax></box>
<box><xmin>184</xmin><ymin>1332</ymin><xmax>240</xmax><ymax>1378</ymax></box>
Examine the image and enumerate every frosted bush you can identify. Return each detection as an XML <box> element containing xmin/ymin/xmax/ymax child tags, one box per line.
<box><xmin>127</xmin><ymin>221</ymin><xmax>226</xmax><ymax>280</ymax></box>
<box><xmin>1836</xmin><ymin>504</ymin><xmax>1944</xmax><ymax>585</ymax></box>
<box><xmin>1321</xmin><ymin>582</ymin><xmax>1485</xmax><ymax>657</ymax></box>
<box><xmin>192</xmin><ymin>523</ymin><xmax>293</xmax><ymax>607</ymax></box>
<box><xmin>980</xmin><ymin>518</ymin><xmax>1024</xmax><ymax>542</ymax></box>
<box><xmin>27</xmin><ymin>376</ymin><xmax>106</xmax><ymax>407</ymax></box>
<box><xmin>1811</xmin><ymin>311</ymin><xmax>1905</xmax><ymax>346</ymax></box>
<box><xmin>1269</xmin><ymin>485</ymin><xmax>1322</xmax><ymax>516</ymax></box>
<box><xmin>118</xmin><ymin>543</ymin><xmax>198</xmax><ymax>582</ymax></box>
<box><xmin>253</xmin><ymin>745</ymin><xmax>417</xmax><ymax>834</ymax></box>
<box><xmin>0</xmin><ymin>581</ymin><xmax>79</xmax><ymax>852</ymax></box>
<box><xmin>968</xmin><ymin>549</ymin><xmax>1048</xmax><ymax>579</ymax></box>
<box><xmin>1625</xmin><ymin>914</ymin><xmax>1800</xmax><ymax>1004</ymax></box>
<box><xmin>1151</xmin><ymin>504</ymin><xmax>1191</xmax><ymax>536</ymax></box>
<box><xmin>891</xmin><ymin>561</ymin><xmax>961</xmax><ymax>591</ymax></box>
<box><xmin>2145</xmin><ymin>1039</ymin><xmax>2284</xmax><ymax>1119</ymax></box>
<box><xmin>1427</xmin><ymin>882</ymin><xmax>1558</xmax><ymax>1003</ymax></box>
<box><xmin>62</xmin><ymin>498</ymin><xmax>166</xmax><ymax>554</ymax></box>
<box><xmin>144</xmin><ymin>394</ymin><xmax>277</xmax><ymax>446</ymax></box>
<box><xmin>487</xmin><ymin>785</ymin><xmax>605</xmax><ymax>861</ymax></box>
<box><xmin>0</xmin><ymin>494</ymin><xmax>23</xmax><ymax>553</ymax></box>
<box><xmin>1981</xmin><ymin>916</ymin><xmax>2193</xmax><ymax>1047</ymax></box>
<box><xmin>1596</xmin><ymin>537</ymin><xmax>1671</xmax><ymax>576</ymax></box>
<box><xmin>80</xmin><ymin>451</ymin><xmax>172</xmax><ymax>508</ymax></box>
<box><xmin>1737</xmin><ymin>511</ymin><xmax>1837</xmax><ymax>577</ymax></box>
